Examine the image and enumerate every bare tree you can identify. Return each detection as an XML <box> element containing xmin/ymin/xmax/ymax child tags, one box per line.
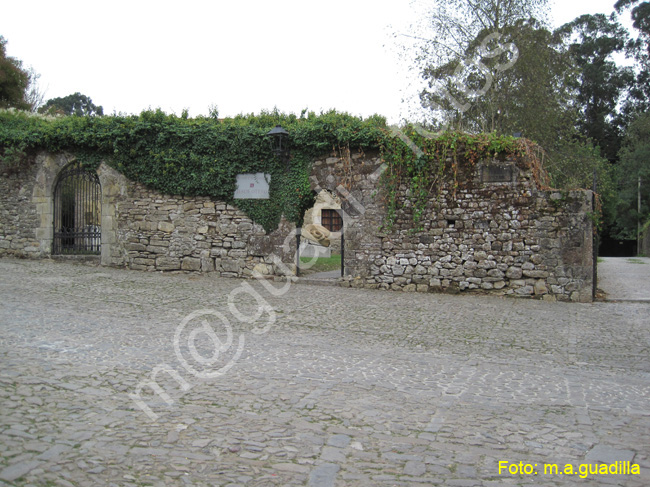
<box><xmin>24</xmin><ymin>66</ymin><xmax>46</xmax><ymax>112</ymax></box>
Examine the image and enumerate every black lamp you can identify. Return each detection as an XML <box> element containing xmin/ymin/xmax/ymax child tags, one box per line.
<box><xmin>266</xmin><ymin>125</ymin><xmax>290</xmax><ymax>166</ymax></box>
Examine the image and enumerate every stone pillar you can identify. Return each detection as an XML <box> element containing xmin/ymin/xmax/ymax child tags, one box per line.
<box><xmin>97</xmin><ymin>163</ymin><xmax>129</xmax><ymax>267</ymax></box>
<box><xmin>31</xmin><ymin>153</ymin><xmax>72</xmax><ymax>256</ymax></box>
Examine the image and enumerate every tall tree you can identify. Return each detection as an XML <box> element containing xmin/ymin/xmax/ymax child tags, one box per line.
<box><xmin>416</xmin><ymin>0</ymin><xmax>549</xmax><ymax>66</ymax></box>
<box><xmin>615</xmin><ymin>0</ymin><xmax>650</xmax><ymax>113</ymax></box>
<box><xmin>39</xmin><ymin>92</ymin><xmax>103</xmax><ymax>117</ymax></box>
<box><xmin>410</xmin><ymin>2</ymin><xmax>613</xmax><ymax>200</ymax></box>
<box><xmin>615</xmin><ymin>0</ymin><xmax>650</xmax><ymax>49</ymax></box>
<box><xmin>0</xmin><ymin>36</ymin><xmax>30</xmax><ymax>110</ymax></box>
<box><xmin>24</xmin><ymin>66</ymin><xmax>45</xmax><ymax>112</ymax></box>
<box><xmin>614</xmin><ymin>112</ymin><xmax>650</xmax><ymax>239</ymax></box>
<box><xmin>557</xmin><ymin>14</ymin><xmax>635</xmax><ymax>163</ymax></box>
<box><xmin>414</xmin><ymin>0</ymin><xmax>574</xmax><ymax>138</ymax></box>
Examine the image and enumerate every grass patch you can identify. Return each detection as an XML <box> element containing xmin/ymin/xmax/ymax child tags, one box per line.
<box><xmin>627</xmin><ymin>258</ymin><xmax>647</xmax><ymax>264</ymax></box>
<box><xmin>299</xmin><ymin>253</ymin><xmax>341</xmax><ymax>274</ymax></box>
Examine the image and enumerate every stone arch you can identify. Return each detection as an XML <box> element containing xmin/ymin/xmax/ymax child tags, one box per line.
<box><xmin>52</xmin><ymin>161</ymin><xmax>102</xmax><ymax>254</ymax></box>
<box><xmin>31</xmin><ymin>153</ymin><xmax>77</xmax><ymax>256</ymax></box>
<box><xmin>30</xmin><ymin>153</ymin><xmax>125</xmax><ymax>262</ymax></box>
<box><xmin>308</xmin><ymin>152</ymin><xmax>386</xmax><ymax>278</ymax></box>
<box><xmin>302</xmin><ymin>189</ymin><xmax>343</xmax><ymax>253</ymax></box>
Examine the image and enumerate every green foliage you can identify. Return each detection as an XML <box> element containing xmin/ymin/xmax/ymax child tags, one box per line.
<box><xmin>558</xmin><ymin>14</ymin><xmax>635</xmax><ymax>163</ymax></box>
<box><xmin>299</xmin><ymin>253</ymin><xmax>341</xmax><ymax>274</ymax></box>
<box><xmin>615</xmin><ymin>0</ymin><xmax>650</xmax><ymax>114</ymax></box>
<box><xmin>421</xmin><ymin>19</ymin><xmax>576</xmax><ymax>143</ymax></box>
<box><xmin>379</xmin><ymin>126</ymin><xmax>524</xmax><ymax>230</ymax></box>
<box><xmin>39</xmin><ymin>92</ymin><xmax>104</xmax><ymax>117</ymax></box>
<box><xmin>0</xmin><ymin>108</ymin><xmax>385</xmax><ymax>232</ymax></box>
<box><xmin>0</xmin><ymin>36</ymin><xmax>30</xmax><ymax>110</ymax></box>
<box><xmin>544</xmin><ymin>136</ymin><xmax>617</xmax><ymax>232</ymax></box>
<box><xmin>614</xmin><ymin>111</ymin><xmax>650</xmax><ymax>238</ymax></box>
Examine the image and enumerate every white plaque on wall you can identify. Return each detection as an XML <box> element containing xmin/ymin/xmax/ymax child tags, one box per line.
<box><xmin>234</xmin><ymin>173</ymin><xmax>271</xmax><ymax>199</ymax></box>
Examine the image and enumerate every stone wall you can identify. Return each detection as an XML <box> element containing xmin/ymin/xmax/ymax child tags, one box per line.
<box><xmin>1</xmin><ymin>149</ymin><xmax>595</xmax><ymax>301</ymax></box>
<box><xmin>0</xmin><ymin>156</ymin><xmax>41</xmax><ymax>257</ymax></box>
<box><xmin>310</xmin><ymin>151</ymin><xmax>594</xmax><ymax>303</ymax></box>
<box><xmin>108</xmin><ymin>179</ymin><xmax>293</xmax><ymax>278</ymax></box>
<box><xmin>0</xmin><ymin>152</ymin><xmax>298</xmax><ymax>278</ymax></box>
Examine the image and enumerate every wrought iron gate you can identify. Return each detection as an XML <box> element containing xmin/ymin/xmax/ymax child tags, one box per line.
<box><xmin>53</xmin><ymin>162</ymin><xmax>101</xmax><ymax>255</ymax></box>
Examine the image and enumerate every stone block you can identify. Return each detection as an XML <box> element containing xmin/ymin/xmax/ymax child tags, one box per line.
<box><xmin>248</xmin><ymin>235</ymin><xmax>273</xmax><ymax>256</ymax></box>
<box><xmin>201</xmin><ymin>257</ymin><xmax>215</xmax><ymax>272</ymax></box>
<box><xmin>156</xmin><ymin>256</ymin><xmax>180</xmax><ymax>271</ymax></box>
<box><xmin>506</xmin><ymin>266</ymin><xmax>523</xmax><ymax>279</ymax></box>
<box><xmin>393</xmin><ymin>265</ymin><xmax>405</xmax><ymax>276</ymax></box>
<box><xmin>126</xmin><ymin>242</ymin><xmax>147</xmax><ymax>252</ymax></box>
<box><xmin>523</xmin><ymin>270</ymin><xmax>549</xmax><ymax>278</ymax></box>
<box><xmin>222</xmin><ymin>259</ymin><xmax>243</xmax><ymax>273</ymax></box>
<box><xmin>514</xmin><ymin>285</ymin><xmax>534</xmax><ymax>295</ymax></box>
<box><xmin>534</xmin><ymin>280</ymin><xmax>549</xmax><ymax>295</ymax></box>
<box><xmin>158</xmin><ymin>221</ymin><xmax>175</xmax><ymax>233</ymax></box>
<box><xmin>253</xmin><ymin>263</ymin><xmax>271</xmax><ymax>276</ymax></box>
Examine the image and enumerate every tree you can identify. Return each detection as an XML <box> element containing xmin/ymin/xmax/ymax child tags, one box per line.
<box><xmin>417</xmin><ymin>13</ymin><xmax>583</xmax><ymax>163</ymax></box>
<box><xmin>615</xmin><ymin>0</ymin><xmax>650</xmax><ymax>114</ymax></box>
<box><xmin>411</xmin><ymin>2</ymin><xmax>614</xmax><ymax>207</ymax></box>
<box><xmin>414</xmin><ymin>0</ymin><xmax>549</xmax><ymax>66</ymax></box>
<box><xmin>24</xmin><ymin>66</ymin><xmax>46</xmax><ymax>112</ymax></box>
<box><xmin>39</xmin><ymin>92</ymin><xmax>103</xmax><ymax>116</ymax></box>
<box><xmin>614</xmin><ymin>112</ymin><xmax>650</xmax><ymax>239</ymax></box>
<box><xmin>557</xmin><ymin>14</ymin><xmax>636</xmax><ymax>163</ymax></box>
<box><xmin>414</xmin><ymin>0</ymin><xmax>574</xmax><ymax>140</ymax></box>
<box><xmin>0</xmin><ymin>36</ymin><xmax>30</xmax><ymax>110</ymax></box>
<box><xmin>615</xmin><ymin>0</ymin><xmax>650</xmax><ymax>50</ymax></box>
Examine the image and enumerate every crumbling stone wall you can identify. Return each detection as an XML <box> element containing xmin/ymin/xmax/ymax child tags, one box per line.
<box><xmin>0</xmin><ymin>156</ymin><xmax>41</xmax><ymax>257</ymax></box>
<box><xmin>0</xmin><ymin>152</ymin><xmax>297</xmax><ymax>278</ymax></box>
<box><xmin>1</xmin><ymin>149</ymin><xmax>594</xmax><ymax>301</ymax></box>
<box><xmin>309</xmin><ymin>150</ymin><xmax>594</xmax><ymax>303</ymax></box>
<box><xmin>109</xmin><ymin>181</ymin><xmax>290</xmax><ymax>277</ymax></box>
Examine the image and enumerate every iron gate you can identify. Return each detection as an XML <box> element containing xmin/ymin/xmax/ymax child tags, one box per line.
<box><xmin>53</xmin><ymin>162</ymin><xmax>101</xmax><ymax>255</ymax></box>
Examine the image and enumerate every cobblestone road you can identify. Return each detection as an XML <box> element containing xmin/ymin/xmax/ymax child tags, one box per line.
<box><xmin>598</xmin><ymin>257</ymin><xmax>650</xmax><ymax>302</ymax></box>
<box><xmin>0</xmin><ymin>258</ymin><xmax>648</xmax><ymax>486</ymax></box>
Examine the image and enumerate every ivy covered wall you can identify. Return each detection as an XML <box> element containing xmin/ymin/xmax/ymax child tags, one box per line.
<box><xmin>0</xmin><ymin>109</ymin><xmax>595</xmax><ymax>300</ymax></box>
<box><xmin>0</xmin><ymin>109</ymin><xmax>385</xmax><ymax>233</ymax></box>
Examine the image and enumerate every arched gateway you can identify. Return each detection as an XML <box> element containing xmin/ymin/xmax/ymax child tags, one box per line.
<box><xmin>52</xmin><ymin>162</ymin><xmax>101</xmax><ymax>255</ymax></box>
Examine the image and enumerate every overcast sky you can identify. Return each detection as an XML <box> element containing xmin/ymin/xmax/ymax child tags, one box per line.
<box><xmin>0</xmin><ymin>0</ymin><xmax>633</xmax><ymax>123</ymax></box>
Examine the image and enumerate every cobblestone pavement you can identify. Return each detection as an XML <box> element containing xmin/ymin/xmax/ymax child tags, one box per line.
<box><xmin>598</xmin><ymin>257</ymin><xmax>650</xmax><ymax>302</ymax></box>
<box><xmin>0</xmin><ymin>258</ymin><xmax>649</xmax><ymax>487</ymax></box>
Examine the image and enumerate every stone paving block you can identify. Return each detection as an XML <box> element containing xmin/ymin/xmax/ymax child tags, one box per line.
<box><xmin>585</xmin><ymin>444</ymin><xmax>636</xmax><ymax>464</ymax></box>
<box><xmin>36</xmin><ymin>444</ymin><xmax>72</xmax><ymax>461</ymax></box>
<box><xmin>0</xmin><ymin>259</ymin><xmax>649</xmax><ymax>486</ymax></box>
<box><xmin>309</xmin><ymin>463</ymin><xmax>340</xmax><ymax>487</ymax></box>
<box><xmin>327</xmin><ymin>434</ymin><xmax>351</xmax><ymax>448</ymax></box>
<box><xmin>0</xmin><ymin>461</ymin><xmax>41</xmax><ymax>482</ymax></box>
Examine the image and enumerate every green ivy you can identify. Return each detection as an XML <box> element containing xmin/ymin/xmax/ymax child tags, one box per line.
<box><xmin>0</xmin><ymin>108</ymin><xmax>385</xmax><ymax>232</ymax></box>
<box><xmin>0</xmin><ymin>110</ymin><xmax>534</xmax><ymax>234</ymax></box>
<box><xmin>379</xmin><ymin>126</ymin><xmax>525</xmax><ymax>230</ymax></box>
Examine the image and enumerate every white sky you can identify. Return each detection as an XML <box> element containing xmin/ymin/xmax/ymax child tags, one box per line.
<box><xmin>0</xmin><ymin>0</ymin><xmax>634</xmax><ymax>124</ymax></box>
